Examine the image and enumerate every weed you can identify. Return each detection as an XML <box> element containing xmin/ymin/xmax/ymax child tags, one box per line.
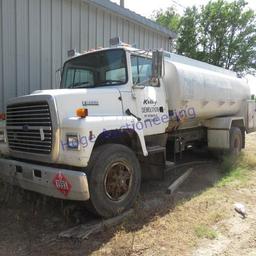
<box><xmin>209</xmin><ymin>212</ymin><xmax>225</xmax><ymax>223</ymax></box>
<box><xmin>220</xmin><ymin>155</ymin><xmax>239</xmax><ymax>173</ymax></box>
<box><xmin>240</xmin><ymin>152</ymin><xmax>256</xmax><ymax>169</ymax></box>
<box><xmin>194</xmin><ymin>224</ymin><xmax>218</xmax><ymax>240</ymax></box>
<box><xmin>218</xmin><ymin>153</ymin><xmax>252</xmax><ymax>187</ymax></box>
<box><xmin>218</xmin><ymin>167</ymin><xmax>248</xmax><ymax>187</ymax></box>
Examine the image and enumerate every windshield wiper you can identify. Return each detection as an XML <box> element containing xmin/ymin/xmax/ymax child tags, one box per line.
<box><xmin>96</xmin><ymin>80</ymin><xmax>124</xmax><ymax>86</ymax></box>
<box><xmin>67</xmin><ymin>80</ymin><xmax>124</xmax><ymax>89</ymax></box>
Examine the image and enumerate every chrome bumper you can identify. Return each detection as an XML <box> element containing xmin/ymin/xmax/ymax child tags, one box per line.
<box><xmin>0</xmin><ymin>158</ymin><xmax>90</xmax><ymax>201</ymax></box>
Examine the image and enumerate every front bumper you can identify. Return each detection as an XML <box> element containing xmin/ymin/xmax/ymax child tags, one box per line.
<box><xmin>0</xmin><ymin>158</ymin><xmax>90</xmax><ymax>201</ymax></box>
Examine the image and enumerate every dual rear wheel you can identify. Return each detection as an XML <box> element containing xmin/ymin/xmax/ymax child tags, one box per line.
<box><xmin>229</xmin><ymin>127</ymin><xmax>243</xmax><ymax>155</ymax></box>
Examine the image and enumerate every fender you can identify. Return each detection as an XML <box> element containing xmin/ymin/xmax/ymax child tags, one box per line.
<box><xmin>203</xmin><ymin>117</ymin><xmax>245</xmax><ymax>130</ymax></box>
<box><xmin>203</xmin><ymin>117</ymin><xmax>245</xmax><ymax>150</ymax></box>
<box><xmin>59</xmin><ymin>116</ymin><xmax>148</xmax><ymax>167</ymax></box>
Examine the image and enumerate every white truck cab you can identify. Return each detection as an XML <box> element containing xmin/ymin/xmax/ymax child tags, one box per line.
<box><xmin>0</xmin><ymin>38</ymin><xmax>255</xmax><ymax>217</ymax></box>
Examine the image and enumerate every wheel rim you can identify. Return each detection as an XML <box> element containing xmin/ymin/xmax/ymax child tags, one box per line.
<box><xmin>104</xmin><ymin>161</ymin><xmax>132</xmax><ymax>202</ymax></box>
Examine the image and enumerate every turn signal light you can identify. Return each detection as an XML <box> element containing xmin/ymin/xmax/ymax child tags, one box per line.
<box><xmin>0</xmin><ymin>113</ymin><xmax>5</xmax><ymax>120</ymax></box>
<box><xmin>76</xmin><ymin>108</ymin><xmax>88</xmax><ymax>118</ymax></box>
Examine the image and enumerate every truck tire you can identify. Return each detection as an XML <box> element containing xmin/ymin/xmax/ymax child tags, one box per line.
<box><xmin>86</xmin><ymin>144</ymin><xmax>141</xmax><ymax>218</ymax></box>
<box><xmin>229</xmin><ymin>127</ymin><xmax>242</xmax><ymax>155</ymax></box>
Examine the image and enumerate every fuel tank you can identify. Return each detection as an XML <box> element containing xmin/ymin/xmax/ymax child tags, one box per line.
<box><xmin>162</xmin><ymin>53</ymin><xmax>250</xmax><ymax>122</ymax></box>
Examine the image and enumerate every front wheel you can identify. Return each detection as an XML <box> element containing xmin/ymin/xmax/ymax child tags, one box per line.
<box><xmin>86</xmin><ymin>144</ymin><xmax>141</xmax><ymax>218</ymax></box>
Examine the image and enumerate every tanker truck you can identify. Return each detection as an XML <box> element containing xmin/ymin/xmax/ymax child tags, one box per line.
<box><xmin>0</xmin><ymin>37</ymin><xmax>255</xmax><ymax>217</ymax></box>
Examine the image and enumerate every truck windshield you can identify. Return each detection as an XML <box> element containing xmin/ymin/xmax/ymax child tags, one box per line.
<box><xmin>61</xmin><ymin>49</ymin><xmax>127</xmax><ymax>89</ymax></box>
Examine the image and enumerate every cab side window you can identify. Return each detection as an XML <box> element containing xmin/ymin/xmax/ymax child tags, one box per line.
<box><xmin>131</xmin><ymin>55</ymin><xmax>152</xmax><ymax>85</ymax></box>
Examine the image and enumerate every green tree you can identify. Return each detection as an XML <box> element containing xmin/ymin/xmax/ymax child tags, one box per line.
<box><xmin>154</xmin><ymin>7</ymin><xmax>181</xmax><ymax>33</ymax></box>
<box><xmin>176</xmin><ymin>6</ymin><xmax>200</xmax><ymax>60</ymax></box>
<box><xmin>155</xmin><ymin>0</ymin><xmax>256</xmax><ymax>74</ymax></box>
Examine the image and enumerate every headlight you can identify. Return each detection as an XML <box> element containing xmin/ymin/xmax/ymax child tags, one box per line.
<box><xmin>66</xmin><ymin>134</ymin><xmax>80</xmax><ymax>150</ymax></box>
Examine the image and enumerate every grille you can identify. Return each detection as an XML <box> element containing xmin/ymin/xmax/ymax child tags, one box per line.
<box><xmin>6</xmin><ymin>101</ymin><xmax>52</xmax><ymax>154</ymax></box>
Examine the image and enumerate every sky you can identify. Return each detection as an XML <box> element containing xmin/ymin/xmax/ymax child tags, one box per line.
<box><xmin>111</xmin><ymin>0</ymin><xmax>256</xmax><ymax>94</ymax></box>
<box><xmin>111</xmin><ymin>0</ymin><xmax>256</xmax><ymax>18</ymax></box>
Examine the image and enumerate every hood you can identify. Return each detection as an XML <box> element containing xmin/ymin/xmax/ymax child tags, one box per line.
<box><xmin>31</xmin><ymin>88</ymin><xmax>124</xmax><ymax>120</ymax></box>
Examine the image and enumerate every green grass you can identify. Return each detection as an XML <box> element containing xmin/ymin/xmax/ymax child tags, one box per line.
<box><xmin>217</xmin><ymin>154</ymin><xmax>250</xmax><ymax>187</ymax></box>
<box><xmin>218</xmin><ymin>167</ymin><xmax>249</xmax><ymax>187</ymax></box>
<box><xmin>194</xmin><ymin>224</ymin><xmax>218</xmax><ymax>240</ymax></box>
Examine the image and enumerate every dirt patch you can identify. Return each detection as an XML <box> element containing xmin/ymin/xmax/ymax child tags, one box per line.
<box><xmin>0</xmin><ymin>162</ymin><xmax>222</xmax><ymax>255</ymax></box>
<box><xmin>193</xmin><ymin>186</ymin><xmax>256</xmax><ymax>256</ymax></box>
<box><xmin>192</xmin><ymin>133</ymin><xmax>256</xmax><ymax>256</ymax></box>
<box><xmin>0</xmin><ymin>133</ymin><xmax>255</xmax><ymax>256</ymax></box>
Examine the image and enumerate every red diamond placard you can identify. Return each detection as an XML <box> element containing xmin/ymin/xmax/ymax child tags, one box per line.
<box><xmin>53</xmin><ymin>172</ymin><xmax>72</xmax><ymax>197</ymax></box>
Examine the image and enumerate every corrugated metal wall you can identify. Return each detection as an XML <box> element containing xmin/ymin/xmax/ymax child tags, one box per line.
<box><xmin>0</xmin><ymin>0</ymin><xmax>171</xmax><ymax>112</ymax></box>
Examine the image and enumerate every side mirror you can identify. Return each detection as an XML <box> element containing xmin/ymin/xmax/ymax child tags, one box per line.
<box><xmin>152</xmin><ymin>50</ymin><xmax>164</xmax><ymax>79</ymax></box>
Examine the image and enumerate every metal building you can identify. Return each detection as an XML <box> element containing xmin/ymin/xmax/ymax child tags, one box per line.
<box><xmin>0</xmin><ymin>0</ymin><xmax>176</xmax><ymax>112</ymax></box>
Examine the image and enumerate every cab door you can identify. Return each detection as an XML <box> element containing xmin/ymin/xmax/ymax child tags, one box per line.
<box><xmin>131</xmin><ymin>55</ymin><xmax>169</xmax><ymax>136</ymax></box>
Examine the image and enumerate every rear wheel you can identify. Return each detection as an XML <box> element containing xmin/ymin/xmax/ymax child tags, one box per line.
<box><xmin>229</xmin><ymin>127</ymin><xmax>242</xmax><ymax>155</ymax></box>
<box><xmin>86</xmin><ymin>144</ymin><xmax>141</xmax><ymax>218</ymax></box>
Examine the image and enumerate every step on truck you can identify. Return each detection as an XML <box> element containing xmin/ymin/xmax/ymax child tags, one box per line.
<box><xmin>0</xmin><ymin>37</ymin><xmax>256</xmax><ymax>218</ymax></box>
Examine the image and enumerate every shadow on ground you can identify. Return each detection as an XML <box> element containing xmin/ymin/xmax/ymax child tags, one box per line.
<box><xmin>0</xmin><ymin>149</ymin><xmax>224</xmax><ymax>256</ymax></box>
